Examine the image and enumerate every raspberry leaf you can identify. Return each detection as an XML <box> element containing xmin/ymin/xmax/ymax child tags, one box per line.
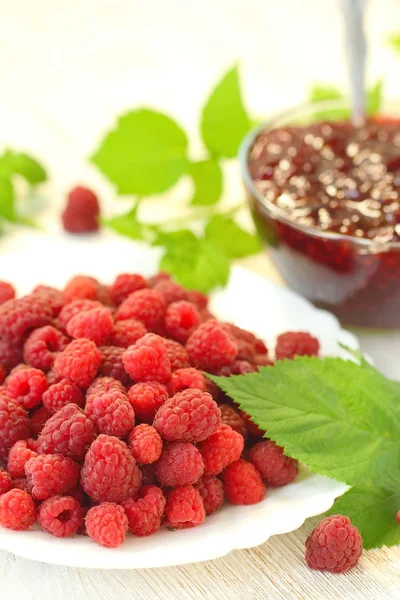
<box><xmin>387</xmin><ymin>33</ymin><xmax>400</xmax><ymax>56</ymax></box>
<box><xmin>205</xmin><ymin>214</ymin><xmax>261</xmax><ymax>258</ymax></box>
<box><xmin>309</xmin><ymin>81</ymin><xmax>383</xmax><ymax>120</ymax></box>
<box><xmin>0</xmin><ymin>176</ymin><xmax>15</xmax><ymax>221</ymax></box>
<box><xmin>190</xmin><ymin>159</ymin><xmax>223</xmax><ymax>206</ymax></box>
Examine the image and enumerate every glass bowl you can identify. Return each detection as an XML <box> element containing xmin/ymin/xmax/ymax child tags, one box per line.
<box><xmin>240</xmin><ymin>100</ymin><xmax>400</xmax><ymax>329</ymax></box>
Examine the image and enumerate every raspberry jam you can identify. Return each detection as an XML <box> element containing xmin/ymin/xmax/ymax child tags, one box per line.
<box><xmin>245</xmin><ymin>116</ymin><xmax>400</xmax><ymax>328</ymax></box>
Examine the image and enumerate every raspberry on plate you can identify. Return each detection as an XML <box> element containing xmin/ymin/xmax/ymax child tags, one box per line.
<box><xmin>42</xmin><ymin>379</ymin><xmax>84</xmax><ymax>414</ymax></box>
<box><xmin>115</xmin><ymin>288</ymin><xmax>166</xmax><ymax>331</ymax></box>
<box><xmin>0</xmin><ymin>340</ymin><xmax>22</xmax><ymax>372</ymax></box>
<box><xmin>0</xmin><ymin>396</ymin><xmax>30</xmax><ymax>460</ymax></box>
<box><xmin>0</xmin><ymin>489</ymin><xmax>36</xmax><ymax>531</ymax></box>
<box><xmin>147</xmin><ymin>271</ymin><xmax>171</xmax><ymax>288</ymax></box>
<box><xmin>165</xmin><ymin>485</ymin><xmax>205</xmax><ymax>529</ymax></box>
<box><xmin>123</xmin><ymin>333</ymin><xmax>171</xmax><ymax>383</ymax></box>
<box><xmin>0</xmin><ymin>296</ymin><xmax>52</xmax><ymax>344</ymax></box>
<box><xmin>155</xmin><ymin>442</ymin><xmax>204</xmax><ymax>487</ymax></box>
<box><xmin>186</xmin><ymin>320</ymin><xmax>238</xmax><ymax>371</ymax></box>
<box><xmin>195</xmin><ymin>475</ymin><xmax>224</xmax><ymax>515</ymax></box>
<box><xmin>6</xmin><ymin>366</ymin><xmax>48</xmax><ymax>410</ymax></box>
<box><xmin>85</xmin><ymin>388</ymin><xmax>135</xmax><ymax>438</ymax></box>
<box><xmin>0</xmin><ymin>468</ymin><xmax>12</xmax><ymax>494</ymax></box>
<box><xmin>164</xmin><ymin>339</ymin><xmax>190</xmax><ymax>371</ymax></box>
<box><xmin>62</xmin><ymin>186</ymin><xmax>100</xmax><ymax>234</ymax></box>
<box><xmin>81</xmin><ymin>434</ymin><xmax>142</xmax><ymax>503</ymax></box>
<box><xmin>127</xmin><ymin>381</ymin><xmax>168</xmax><ymax>424</ymax></box>
<box><xmin>216</xmin><ymin>360</ymin><xmax>257</xmax><ymax>377</ymax></box>
<box><xmin>67</xmin><ymin>306</ymin><xmax>114</xmax><ymax>346</ymax></box>
<box><xmin>198</xmin><ymin>425</ymin><xmax>244</xmax><ymax>475</ymax></box>
<box><xmin>153</xmin><ymin>280</ymin><xmax>189</xmax><ymax>305</ymax></box>
<box><xmin>7</xmin><ymin>439</ymin><xmax>38</xmax><ymax>478</ymax></box>
<box><xmin>167</xmin><ymin>368</ymin><xmax>206</xmax><ymax>396</ymax></box>
<box><xmin>249</xmin><ymin>440</ymin><xmax>299</xmax><ymax>486</ymax></box>
<box><xmin>305</xmin><ymin>515</ymin><xmax>363</xmax><ymax>573</ymax></box>
<box><xmin>128</xmin><ymin>424</ymin><xmax>163</xmax><ymax>464</ymax></box>
<box><xmin>164</xmin><ymin>301</ymin><xmax>201</xmax><ymax>344</ymax></box>
<box><xmin>58</xmin><ymin>299</ymin><xmax>101</xmax><ymax>329</ymax></box>
<box><xmin>0</xmin><ymin>281</ymin><xmax>15</xmax><ymax>306</ymax></box>
<box><xmin>23</xmin><ymin>326</ymin><xmax>69</xmax><ymax>372</ymax></box>
<box><xmin>275</xmin><ymin>331</ymin><xmax>320</xmax><ymax>361</ymax></box>
<box><xmin>223</xmin><ymin>459</ymin><xmax>265</xmax><ymax>505</ymax></box>
<box><xmin>63</xmin><ymin>275</ymin><xmax>99</xmax><ymax>304</ymax></box>
<box><xmin>86</xmin><ymin>376</ymin><xmax>126</xmax><ymax>400</ymax></box>
<box><xmin>25</xmin><ymin>454</ymin><xmax>80</xmax><ymax>500</ymax></box>
<box><xmin>219</xmin><ymin>405</ymin><xmax>248</xmax><ymax>440</ymax></box>
<box><xmin>122</xmin><ymin>485</ymin><xmax>166</xmax><ymax>537</ymax></box>
<box><xmin>111</xmin><ymin>319</ymin><xmax>147</xmax><ymax>348</ymax></box>
<box><xmin>109</xmin><ymin>273</ymin><xmax>147</xmax><ymax>305</ymax></box>
<box><xmin>98</xmin><ymin>345</ymin><xmax>131</xmax><ymax>385</ymax></box>
<box><xmin>154</xmin><ymin>389</ymin><xmax>221</xmax><ymax>443</ymax></box>
<box><xmin>32</xmin><ymin>285</ymin><xmax>64</xmax><ymax>317</ymax></box>
<box><xmin>85</xmin><ymin>503</ymin><xmax>128</xmax><ymax>548</ymax></box>
<box><xmin>53</xmin><ymin>338</ymin><xmax>101</xmax><ymax>388</ymax></box>
<box><xmin>38</xmin><ymin>495</ymin><xmax>84</xmax><ymax>538</ymax></box>
<box><xmin>187</xmin><ymin>290</ymin><xmax>208</xmax><ymax>310</ymax></box>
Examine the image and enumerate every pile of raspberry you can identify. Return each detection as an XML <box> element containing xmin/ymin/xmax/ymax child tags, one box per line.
<box><xmin>0</xmin><ymin>272</ymin><xmax>318</xmax><ymax>549</ymax></box>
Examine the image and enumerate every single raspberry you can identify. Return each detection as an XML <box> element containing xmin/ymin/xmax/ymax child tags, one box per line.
<box><xmin>122</xmin><ymin>485</ymin><xmax>166</xmax><ymax>536</ymax></box>
<box><xmin>168</xmin><ymin>371</ymin><xmax>204</xmax><ymax>400</ymax></box>
<box><xmin>165</xmin><ymin>485</ymin><xmax>205</xmax><ymax>529</ymax></box>
<box><xmin>85</xmin><ymin>503</ymin><xmax>128</xmax><ymax>548</ymax></box>
<box><xmin>98</xmin><ymin>345</ymin><xmax>131</xmax><ymax>385</ymax></box>
<box><xmin>0</xmin><ymin>489</ymin><xmax>36</xmax><ymax>530</ymax></box>
<box><xmin>154</xmin><ymin>389</ymin><xmax>221</xmax><ymax>443</ymax></box>
<box><xmin>10</xmin><ymin>478</ymin><xmax>33</xmax><ymax>494</ymax></box>
<box><xmin>147</xmin><ymin>271</ymin><xmax>171</xmax><ymax>288</ymax></box>
<box><xmin>164</xmin><ymin>301</ymin><xmax>201</xmax><ymax>344</ymax></box>
<box><xmin>128</xmin><ymin>424</ymin><xmax>162</xmax><ymax>464</ymax></box>
<box><xmin>0</xmin><ymin>365</ymin><xmax>5</xmax><ymax>385</ymax></box>
<box><xmin>115</xmin><ymin>289</ymin><xmax>166</xmax><ymax>331</ymax></box>
<box><xmin>32</xmin><ymin>285</ymin><xmax>64</xmax><ymax>316</ymax></box>
<box><xmin>234</xmin><ymin>339</ymin><xmax>256</xmax><ymax>362</ymax></box>
<box><xmin>140</xmin><ymin>464</ymin><xmax>157</xmax><ymax>486</ymax></box>
<box><xmin>227</xmin><ymin>324</ymin><xmax>268</xmax><ymax>354</ymax></box>
<box><xmin>23</xmin><ymin>326</ymin><xmax>68</xmax><ymax>372</ymax></box>
<box><xmin>219</xmin><ymin>405</ymin><xmax>248</xmax><ymax>439</ymax></box>
<box><xmin>62</xmin><ymin>186</ymin><xmax>100</xmax><ymax>233</ymax></box>
<box><xmin>25</xmin><ymin>454</ymin><xmax>80</xmax><ymax>500</ymax></box>
<box><xmin>38</xmin><ymin>494</ymin><xmax>84</xmax><ymax>537</ymax></box>
<box><xmin>58</xmin><ymin>299</ymin><xmax>101</xmax><ymax>328</ymax></box>
<box><xmin>186</xmin><ymin>320</ymin><xmax>238</xmax><ymax>371</ymax></box>
<box><xmin>67</xmin><ymin>307</ymin><xmax>114</xmax><ymax>346</ymax></box>
<box><xmin>6</xmin><ymin>366</ymin><xmax>48</xmax><ymax>410</ymax></box>
<box><xmin>239</xmin><ymin>411</ymin><xmax>266</xmax><ymax>438</ymax></box>
<box><xmin>7</xmin><ymin>440</ymin><xmax>38</xmax><ymax>478</ymax></box>
<box><xmin>109</xmin><ymin>273</ymin><xmax>147</xmax><ymax>305</ymax></box>
<box><xmin>305</xmin><ymin>515</ymin><xmax>363</xmax><ymax>573</ymax></box>
<box><xmin>0</xmin><ymin>281</ymin><xmax>15</xmax><ymax>305</ymax></box>
<box><xmin>37</xmin><ymin>404</ymin><xmax>96</xmax><ymax>461</ymax></box>
<box><xmin>187</xmin><ymin>290</ymin><xmax>208</xmax><ymax>310</ymax></box>
<box><xmin>0</xmin><ymin>396</ymin><xmax>30</xmax><ymax>459</ymax></box>
<box><xmin>81</xmin><ymin>434</ymin><xmax>142</xmax><ymax>503</ymax></box>
<box><xmin>85</xmin><ymin>388</ymin><xmax>134</xmax><ymax>437</ymax></box>
<box><xmin>153</xmin><ymin>280</ymin><xmax>189</xmax><ymax>305</ymax></box>
<box><xmin>0</xmin><ymin>296</ymin><xmax>52</xmax><ymax>344</ymax></box>
<box><xmin>275</xmin><ymin>331</ymin><xmax>320</xmax><ymax>361</ymax></box>
<box><xmin>86</xmin><ymin>376</ymin><xmax>126</xmax><ymax>400</ymax></box>
<box><xmin>8</xmin><ymin>363</ymin><xmax>28</xmax><ymax>376</ymax></box>
<box><xmin>53</xmin><ymin>338</ymin><xmax>101</xmax><ymax>388</ymax></box>
<box><xmin>127</xmin><ymin>382</ymin><xmax>168</xmax><ymax>424</ymax></box>
<box><xmin>63</xmin><ymin>275</ymin><xmax>99</xmax><ymax>304</ymax></box>
<box><xmin>30</xmin><ymin>405</ymin><xmax>50</xmax><ymax>438</ymax></box>
<box><xmin>216</xmin><ymin>360</ymin><xmax>257</xmax><ymax>377</ymax></box>
<box><xmin>164</xmin><ymin>339</ymin><xmax>190</xmax><ymax>371</ymax></box>
<box><xmin>123</xmin><ymin>333</ymin><xmax>171</xmax><ymax>383</ymax></box>
<box><xmin>198</xmin><ymin>425</ymin><xmax>244</xmax><ymax>475</ymax></box>
<box><xmin>0</xmin><ymin>340</ymin><xmax>22</xmax><ymax>372</ymax></box>
<box><xmin>111</xmin><ymin>319</ymin><xmax>147</xmax><ymax>348</ymax></box>
<box><xmin>195</xmin><ymin>475</ymin><xmax>224</xmax><ymax>515</ymax></box>
<box><xmin>42</xmin><ymin>379</ymin><xmax>84</xmax><ymax>415</ymax></box>
<box><xmin>249</xmin><ymin>440</ymin><xmax>299</xmax><ymax>486</ymax></box>
<box><xmin>0</xmin><ymin>468</ymin><xmax>12</xmax><ymax>494</ymax></box>
<box><xmin>155</xmin><ymin>442</ymin><xmax>204</xmax><ymax>487</ymax></box>
<box><xmin>222</xmin><ymin>459</ymin><xmax>265</xmax><ymax>505</ymax></box>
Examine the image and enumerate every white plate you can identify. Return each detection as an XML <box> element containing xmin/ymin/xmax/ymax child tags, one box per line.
<box><xmin>0</xmin><ymin>231</ymin><xmax>353</xmax><ymax>569</ymax></box>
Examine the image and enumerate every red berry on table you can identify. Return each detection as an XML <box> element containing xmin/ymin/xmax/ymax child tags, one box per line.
<box><xmin>62</xmin><ymin>186</ymin><xmax>100</xmax><ymax>234</ymax></box>
<box><xmin>122</xmin><ymin>485</ymin><xmax>166</xmax><ymax>537</ymax></box>
<box><xmin>85</xmin><ymin>387</ymin><xmax>134</xmax><ymax>438</ymax></box>
<box><xmin>165</xmin><ymin>485</ymin><xmax>206</xmax><ymax>529</ymax></box>
<box><xmin>0</xmin><ymin>489</ymin><xmax>36</xmax><ymax>531</ymax></box>
<box><xmin>6</xmin><ymin>366</ymin><xmax>48</xmax><ymax>410</ymax></box>
<box><xmin>275</xmin><ymin>331</ymin><xmax>319</xmax><ymax>361</ymax></box>
<box><xmin>123</xmin><ymin>333</ymin><xmax>171</xmax><ymax>383</ymax></box>
<box><xmin>109</xmin><ymin>273</ymin><xmax>147</xmax><ymax>306</ymax></box>
<box><xmin>0</xmin><ymin>396</ymin><xmax>30</xmax><ymax>460</ymax></box>
<box><xmin>42</xmin><ymin>379</ymin><xmax>84</xmax><ymax>415</ymax></box>
<box><xmin>198</xmin><ymin>424</ymin><xmax>244</xmax><ymax>475</ymax></box>
<box><xmin>305</xmin><ymin>515</ymin><xmax>362</xmax><ymax>573</ymax></box>
<box><xmin>222</xmin><ymin>459</ymin><xmax>265</xmax><ymax>505</ymax></box>
<box><xmin>186</xmin><ymin>320</ymin><xmax>238</xmax><ymax>371</ymax></box>
<box><xmin>38</xmin><ymin>495</ymin><xmax>84</xmax><ymax>538</ymax></box>
<box><xmin>67</xmin><ymin>306</ymin><xmax>114</xmax><ymax>346</ymax></box>
<box><xmin>0</xmin><ymin>296</ymin><xmax>52</xmax><ymax>344</ymax></box>
<box><xmin>195</xmin><ymin>475</ymin><xmax>225</xmax><ymax>515</ymax></box>
<box><xmin>53</xmin><ymin>338</ymin><xmax>101</xmax><ymax>388</ymax></box>
<box><xmin>164</xmin><ymin>301</ymin><xmax>201</xmax><ymax>344</ymax></box>
<box><xmin>164</xmin><ymin>339</ymin><xmax>190</xmax><ymax>371</ymax></box>
<box><xmin>249</xmin><ymin>440</ymin><xmax>299</xmax><ymax>486</ymax></box>
<box><xmin>111</xmin><ymin>319</ymin><xmax>147</xmax><ymax>348</ymax></box>
<box><xmin>23</xmin><ymin>326</ymin><xmax>68</xmax><ymax>372</ymax></box>
<box><xmin>167</xmin><ymin>367</ymin><xmax>205</xmax><ymax>396</ymax></box>
<box><xmin>63</xmin><ymin>275</ymin><xmax>99</xmax><ymax>304</ymax></box>
<box><xmin>0</xmin><ymin>468</ymin><xmax>12</xmax><ymax>495</ymax></box>
<box><xmin>7</xmin><ymin>439</ymin><xmax>38</xmax><ymax>478</ymax></box>
<box><xmin>153</xmin><ymin>280</ymin><xmax>188</xmax><ymax>305</ymax></box>
<box><xmin>25</xmin><ymin>454</ymin><xmax>80</xmax><ymax>500</ymax></box>
<box><xmin>116</xmin><ymin>288</ymin><xmax>166</xmax><ymax>331</ymax></box>
<box><xmin>127</xmin><ymin>381</ymin><xmax>168</xmax><ymax>424</ymax></box>
<box><xmin>128</xmin><ymin>424</ymin><xmax>163</xmax><ymax>465</ymax></box>
<box><xmin>85</xmin><ymin>503</ymin><xmax>128</xmax><ymax>548</ymax></box>
<box><xmin>219</xmin><ymin>404</ymin><xmax>248</xmax><ymax>440</ymax></box>
<box><xmin>155</xmin><ymin>442</ymin><xmax>204</xmax><ymax>487</ymax></box>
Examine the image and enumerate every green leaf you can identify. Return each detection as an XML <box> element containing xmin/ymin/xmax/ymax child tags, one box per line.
<box><xmin>190</xmin><ymin>159</ymin><xmax>223</xmax><ymax>206</ymax></box>
<box><xmin>0</xmin><ymin>150</ymin><xmax>47</xmax><ymax>185</ymax></box>
<box><xmin>366</xmin><ymin>80</ymin><xmax>383</xmax><ymax>116</ymax></box>
<box><xmin>205</xmin><ymin>214</ymin><xmax>261</xmax><ymax>258</ymax></box>
<box><xmin>201</xmin><ymin>66</ymin><xmax>251</xmax><ymax>159</ymax></box>
<box><xmin>309</xmin><ymin>85</ymin><xmax>342</xmax><ymax>103</ymax></box>
<box><xmin>91</xmin><ymin>109</ymin><xmax>189</xmax><ymax>196</ymax></box>
<box><xmin>387</xmin><ymin>33</ymin><xmax>400</xmax><ymax>56</ymax></box>
<box><xmin>0</xmin><ymin>176</ymin><xmax>15</xmax><ymax>221</ymax></box>
<box><xmin>104</xmin><ymin>206</ymin><xmax>147</xmax><ymax>240</ymax></box>
<box><xmin>307</xmin><ymin>81</ymin><xmax>383</xmax><ymax>121</ymax></box>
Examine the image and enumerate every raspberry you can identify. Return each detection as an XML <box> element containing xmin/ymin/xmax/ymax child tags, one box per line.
<box><xmin>155</xmin><ymin>442</ymin><xmax>204</xmax><ymax>487</ymax></box>
<box><xmin>222</xmin><ymin>459</ymin><xmax>265</xmax><ymax>505</ymax></box>
<box><xmin>187</xmin><ymin>290</ymin><xmax>208</xmax><ymax>310</ymax></box>
<box><xmin>0</xmin><ymin>468</ymin><xmax>12</xmax><ymax>494</ymax></box>
<box><xmin>116</xmin><ymin>289</ymin><xmax>166</xmax><ymax>331</ymax></box>
<box><xmin>32</xmin><ymin>285</ymin><xmax>64</xmax><ymax>316</ymax></box>
<box><xmin>85</xmin><ymin>503</ymin><xmax>128</xmax><ymax>548</ymax></box>
<box><xmin>53</xmin><ymin>338</ymin><xmax>101</xmax><ymax>388</ymax></box>
<box><xmin>239</xmin><ymin>411</ymin><xmax>266</xmax><ymax>438</ymax></box>
<box><xmin>6</xmin><ymin>366</ymin><xmax>48</xmax><ymax>410</ymax></box>
<box><xmin>25</xmin><ymin>454</ymin><xmax>80</xmax><ymax>500</ymax></box>
<box><xmin>275</xmin><ymin>331</ymin><xmax>320</xmax><ymax>361</ymax></box>
<box><xmin>38</xmin><ymin>494</ymin><xmax>83</xmax><ymax>537</ymax></box>
<box><xmin>165</xmin><ymin>485</ymin><xmax>205</xmax><ymax>529</ymax></box>
<box><xmin>85</xmin><ymin>388</ymin><xmax>134</xmax><ymax>437</ymax></box>
<box><xmin>109</xmin><ymin>273</ymin><xmax>147</xmax><ymax>305</ymax></box>
<box><xmin>62</xmin><ymin>186</ymin><xmax>100</xmax><ymax>233</ymax></box>
<box><xmin>153</xmin><ymin>280</ymin><xmax>189</xmax><ymax>305</ymax></box>
<box><xmin>63</xmin><ymin>275</ymin><xmax>99</xmax><ymax>304</ymax></box>
<box><xmin>147</xmin><ymin>271</ymin><xmax>171</xmax><ymax>288</ymax></box>
<box><xmin>23</xmin><ymin>326</ymin><xmax>68</xmax><ymax>372</ymax></box>
<box><xmin>122</xmin><ymin>485</ymin><xmax>166</xmax><ymax>536</ymax></box>
<box><xmin>123</xmin><ymin>333</ymin><xmax>171</xmax><ymax>383</ymax></box>
<box><xmin>46</xmin><ymin>370</ymin><xmax>63</xmax><ymax>385</ymax></box>
<box><xmin>140</xmin><ymin>464</ymin><xmax>157</xmax><ymax>486</ymax></box>
<box><xmin>111</xmin><ymin>319</ymin><xmax>147</xmax><ymax>348</ymax></box>
<box><xmin>0</xmin><ymin>365</ymin><xmax>5</xmax><ymax>385</ymax></box>
<box><xmin>127</xmin><ymin>382</ymin><xmax>168</xmax><ymax>423</ymax></box>
<box><xmin>42</xmin><ymin>379</ymin><xmax>84</xmax><ymax>414</ymax></box>
<box><xmin>164</xmin><ymin>301</ymin><xmax>200</xmax><ymax>344</ymax></box>
<box><xmin>219</xmin><ymin>405</ymin><xmax>248</xmax><ymax>439</ymax></box>
<box><xmin>58</xmin><ymin>299</ymin><xmax>101</xmax><ymax>328</ymax></box>
<box><xmin>67</xmin><ymin>307</ymin><xmax>114</xmax><ymax>346</ymax></box>
<box><xmin>227</xmin><ymin>324</ymin><xmax>268</xmax><ymax>354</ymax></box>
<box><xmin>164</xmin><ymin>339</ymin><xmax>190</xmax><ymax>371</ymax></box>
<box><xmin>37</xmin><ymin>404</ymin><xmax>96</xmax><ymax>461</ymax></box>
<box><xmin>254</xmin><ymin>354</ymin><xmax>274</xmax><ymax>367</ymax></box>
<box><xmin>249</xmin><ymin>440</ymin><xmax>299</xmax><ymax>486</ymax></box>
<box><xmin>81</xmin><ymin>434</ymin><xmax>142</xmax><ymax>503</ymax></box>
<box><xmin>128</xmin><ymin>425</ymin><xmax>162</xmax><ymax>464</ymax></box>
<box><xmin>199</xmin><ymin>308</ymin><xmax>215</xmax><ymax>322</ymax></box>
<box><xmin>195</xmin><ymin>475</ymin><xmax>224</xmax><ymax>515</ymax></box>
<box><xmin>0</xmin><ymin>296</ymin><xmax>52</xmax><ymax>344</ymax></box>
<box><xmin>216</xmin><ymin>360</ymin><xmax>257</xmax><ymax>377</ymax></box>
<box><xmin>0</xmin><ymin>489</ymin><xmax>36</xmax><ymax>530</ymax></box>
<box><xmin>10</xmin><ymin>478</ymin><xmax>33</xmax><ymax>494</ymax></box>
<box><xmin>86</xmin><ymin>376</ymin><xmax>125</xmax><ymax>400</ymax></box>
<box><xmin>7</xmin><ymin>440</ymin><xmax>38</xmax><ymax>478</ymax></box>
<box><xmin>235</xmin><ymin>339</ymin><xmax>256</xmax><ymax>362</ymax></box>
<box><xmin>305</xmin><ymin>515</ymin><xmax>363</xmax><ymax>573</ymax></box>
<box><xmin>0</xmin><ymin>397</ymin><xmax>29</xmax><ymax>459</ymax></box>
<box><xmin>186</xmin><ymin>320</ymin><xmax>238</xmax><ymax>371</ymax></box>
<box><xmin>30</xmin><ymin>406</ymin><xmax>50</xmax><ymax>437</ymax></box>
<box><xmin>0</xmin><ymin>281</ymin><xmax>15</xmax><ymax>305</ymax></box>
<box><xmin>154</xmin><ymin>389</ymin><xmax>221</xmax><ymax>443</ymax></box>
<box><xmin>198</xmin><ymin>425</ymin><xmax>244</xmax><ymax>475</ymax></box>
<box><xmin>0</xmin><ymin>340</ymin><xmax>22</xmax><ymax>372</ymax></box>
<box><xmin>167</xmin><ymin>368</ymin><xmax>205</xmax><ymax>396</ymax></box>
<box><xmin>98</xmin><ymin>345</ymin><xmax>131</xmax><ymax>385</ymax></box>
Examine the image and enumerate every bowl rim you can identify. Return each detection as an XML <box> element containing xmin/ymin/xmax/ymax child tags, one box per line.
<box><xmin>239</xmin><ymin>99</ymin><xmax>400</xmax><ymax>251</ymax></box>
